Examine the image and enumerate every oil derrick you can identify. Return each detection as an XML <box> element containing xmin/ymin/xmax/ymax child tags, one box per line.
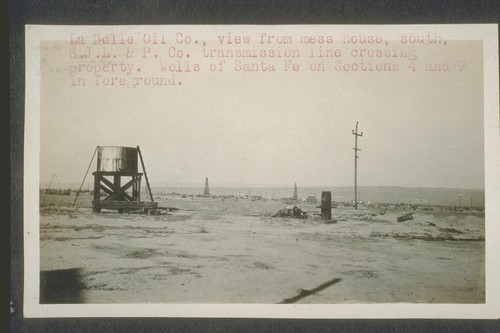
<box><xmin>204</xmin><ymin>177</ymin><xmax>210</xmax><ymax>196</ymax></box>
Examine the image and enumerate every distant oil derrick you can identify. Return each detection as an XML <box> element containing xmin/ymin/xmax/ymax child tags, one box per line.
<box><xmin>204</xmin><ymin>177</ymin><xmax>210</xmax><ymax>196</ymax></box>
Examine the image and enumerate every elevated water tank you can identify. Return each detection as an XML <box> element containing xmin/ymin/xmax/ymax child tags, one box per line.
<box><xmin>96</xmin><ymin>146</ymin><xmax>138</xmax><ymax>173</ymax></box>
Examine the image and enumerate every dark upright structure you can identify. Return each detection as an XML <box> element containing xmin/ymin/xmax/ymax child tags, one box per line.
<box><xmin>321</xmin><ymin>191</ymin><xmax>332</xmax><ymax>220</ymax></box>
<box><xmin>204</xmin><ymin>177</ymin><xmax>210</xmax><ymax>196</ymax></box>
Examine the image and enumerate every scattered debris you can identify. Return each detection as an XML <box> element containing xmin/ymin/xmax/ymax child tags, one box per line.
<box><xmin>281</xmin><ymin>198</ymin><xmax>298</xmax><ymax>205</ymax></box>
<box><xmin>273</xmin><ymin>206</ymin><xmax>307</xmax><ymax>219</ymax></box>
<box><xmin>306</xmin><ymin>196</ymin><xmax>318</xmax><ymax>204</ymax></box>
<box><xmin>254</xmin><ymin>261</ymin><xmax>274</xmax><ymax>269</ymax></box>
<box><xmin>370</xmin><ymin>231</ymin><xmax>483</xmax><ymax>241</ymax></box>
<box><xmin>40</xmin><ymin>188</ymin><xmax>72</xmax><ymax>196</ymax></box>
<box><xmin>438</xmin><ymin>227</ymin><xmax>464</xmax><ymax>234</ymax></box>
<box><xmin>397</xmin><ymin>213</ymin><xmax>414</xmax><ymax>222</ymax></box>
<box><xmin>157</xmin><ymin>206</ymin><xmax>182</xmax><ymax>212</ymax></box>
<box><xmin>278</xmin><ymin>278</ymin><xmax>342</xmax><ymax>304</ymax></box>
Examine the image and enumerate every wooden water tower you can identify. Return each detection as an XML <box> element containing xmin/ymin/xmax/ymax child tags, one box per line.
<box><xmin>92</xmin><ymin>146</ymin><xmax>157</xmax><ymax>214</ymax></box>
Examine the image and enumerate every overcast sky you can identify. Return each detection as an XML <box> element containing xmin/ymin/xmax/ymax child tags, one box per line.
<box><xmin>39</xmin><ymin>35</ymin><xmax>484</xmax><ymax>189</ymax></box>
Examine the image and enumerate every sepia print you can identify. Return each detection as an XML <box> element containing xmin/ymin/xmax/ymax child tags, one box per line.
<box><xmin>24</xmin><ymin>24</ymin><xmax>499</xmax><ymax>318</ymax></box>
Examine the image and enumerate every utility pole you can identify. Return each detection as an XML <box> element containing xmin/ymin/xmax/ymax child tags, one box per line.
<box><xmin>352</xmin><ymin>121</ymin><xmax>363</xmax><ymax>210</ymax></box>
<box><xmin>42</xmin><ymin>173</ymin><xmax>57</xmax><ymax>206</ymax></box>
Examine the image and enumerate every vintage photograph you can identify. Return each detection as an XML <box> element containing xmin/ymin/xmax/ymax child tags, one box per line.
<box><xmin>24</xmin><ymin>24</ymin><xmax>499</xmax><ymax>317</ymax></box>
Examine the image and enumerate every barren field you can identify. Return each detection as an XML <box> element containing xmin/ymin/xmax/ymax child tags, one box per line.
<box><xmin>39</xmin><ymin>193</ymin><xmax>485</xmax><ymax>304</ymax></box>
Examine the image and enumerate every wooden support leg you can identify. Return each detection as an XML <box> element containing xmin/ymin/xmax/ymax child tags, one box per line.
<box><xmin>132</xmin><ymin>176</ymin><xmax>138</xmax><ymax>201</ymax></box>
<box><xmin>114</xmin><ymin>175</ymin><xmax>122</xmax><ymax>201</ymax></box>
<box><xmin>93</xmin><ymin>174</ymin><xmax>101</xmax><ymax>212</ymax></box>
<box><xmin>92</xmin><ymin>201</ymin><xmax>101</xmax><ymax>213</ymax></box>
<box><xmin>138</xmin><ymin>177</ymin><xmax>142</xmax><ymax>202</ymax></box>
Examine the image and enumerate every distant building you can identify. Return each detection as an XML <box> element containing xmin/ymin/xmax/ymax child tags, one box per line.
<box><xmin>281</xmin><ymin>198</ymin><xmax>296</xmax><ymax>205</ymax></box>
<box><xmin>306</xmin><ymin>196</ymin><xmax>318</xmax><ymax>204</ymax></box>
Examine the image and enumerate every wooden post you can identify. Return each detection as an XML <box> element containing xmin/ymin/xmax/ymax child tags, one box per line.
<box><xmin>132</xmin><ymin>175</ymin><xmax>140</xmax><ymax>201</ymax></box>
<box><xmin>137</xmin><ymin>146</ymin><xmax>154</xmax><ymax>202</ymax></box>
<box><xmin>93</xmin><ymin>173</ymin><xmax>101</xmax><ymax>212</ymax></box>
<box><xmin>321</xmin><ymin>191</ymin><xmax>332</xmax><ymax>220</ymax></box>
<box><xmin>114</xmin><ymin>175</ymin><xmax>121</xmax><ymax>196</ymax></box>
<box><xmin>114</xmin><ymin>175</ymin><xmax>123</xmax><ymax>213</ymax></box>
<box><xmin>137</xmin><ymin>177</ymin><xmax>142</xmax><ymax>201</ymax></box>
<box><xmin>41</xmin><ymin>173</ymin><xmax>57</xmax><ymax>206</ymax></box>
<box><xmin>73</xmin><ymin>146</ymin><xmax>98</xmax><ymax>207</ymax></box>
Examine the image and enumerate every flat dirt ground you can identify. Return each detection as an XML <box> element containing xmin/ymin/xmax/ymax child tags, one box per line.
<box><xmin>39</xmin><ymin>193</ymin><xmax>485</xmax><ymax>304</ymax></box>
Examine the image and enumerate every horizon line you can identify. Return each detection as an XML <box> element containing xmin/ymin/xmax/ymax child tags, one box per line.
<box><xmin>40</xmin><ymin>182</ymin><xmax>486</xmax><ymax>191</ymax></box>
